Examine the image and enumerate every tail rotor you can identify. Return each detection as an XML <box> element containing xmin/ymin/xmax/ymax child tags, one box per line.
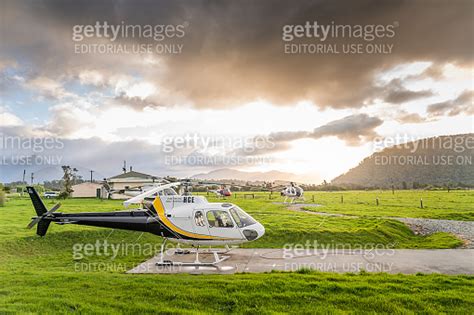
<box><xmin>25</xmin><ymin>186</ymin><xmax>61</xmax><ymax>236</ymax></box>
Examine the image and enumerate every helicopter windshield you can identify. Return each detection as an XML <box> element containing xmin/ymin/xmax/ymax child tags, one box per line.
<box><xmin>156</xmin><ymin>188</ymin><xmax>177</xmax><ymax>196</ymax></box>
<box><xmin>229</xmin><ymin>206</ymin><xmax>257</xmax><ymax>228</ymax></box>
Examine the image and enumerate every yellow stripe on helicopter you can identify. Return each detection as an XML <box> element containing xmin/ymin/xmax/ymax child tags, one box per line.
<box><xmin>152</xmin><ymin>196</ymin><xmax>233</xmax><ymax>240</ymax></box>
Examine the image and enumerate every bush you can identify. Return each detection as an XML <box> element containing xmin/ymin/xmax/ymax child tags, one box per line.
<box><xmin>0</xmin><ymin>190</ymin><xmax>5</xmax><ymax>207</ymax></box>
<box><xmin>58</xmin><ymin>191</ymin><xmax>70</xmax><ymax>199</ymax></box>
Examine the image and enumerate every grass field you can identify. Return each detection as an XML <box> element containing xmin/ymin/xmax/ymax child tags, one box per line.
<box><xmin>299</xmin><ymin>190</ymin><xmax>474</xmax><ymax>221</ymax></box>
<box><xmin>201</xmin><ymin>189</ymin><xmax>474</xmax><ymax>221</ymax></box>
<box><xmin>1</xmin><ymin>271</ymin><xmax>473</xmax><ymax>313</ymax></box>
<box><xmin>0</xmin><ymin>190</ymin><xmax>472</xmax><ymax>313</ymax></box>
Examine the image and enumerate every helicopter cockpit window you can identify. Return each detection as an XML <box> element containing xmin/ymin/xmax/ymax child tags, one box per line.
<box><xmin>194</xmin><ymin>211</ymin><xmax>205</xmax><ymax>227</ymax></box>
<box><xmin>158</xmin><ymin>188</ymin><xmax>177</xmax><ymax>196</ymax></box>
<box><xmin>229</xmin><ymin>207</ymin><xmax>257</xmax><ymax>228</ymax></box>
<box><xmin>206</xmin><ymin>210</ymin><xmax>234</xmax><ymax>228</ymax></box>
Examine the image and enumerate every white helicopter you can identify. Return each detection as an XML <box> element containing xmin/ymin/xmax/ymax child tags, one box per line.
<box><xmin>208</xmin><ymin>185</ymin><xmax>232</xmax><ymax>198</ymax></box>
<box><xmin>26</xmin><ymin>182</ymin><xmax>265</xmax><ymax>267</ymax></box>
<box><xmin>280</xmin><ymin>182</ymin><xmax>305</xmax><ymax>204</ymax></box>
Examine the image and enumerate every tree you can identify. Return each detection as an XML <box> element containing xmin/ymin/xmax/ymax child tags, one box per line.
<box><xmin>0</xmin><ymin>183</ymin><xmax>5</xmax><ymax>207</ymax></box>
<box><xmin>59</xmin><ymin>165</ymin><xmax>78</xmax><ymax>199</ymax></box>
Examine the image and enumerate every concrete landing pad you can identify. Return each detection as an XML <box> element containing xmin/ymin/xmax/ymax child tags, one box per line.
<box><xmin>127</xmin><ymin>248</ymin><xmax>474</xmax><ymax>275</ymax></box>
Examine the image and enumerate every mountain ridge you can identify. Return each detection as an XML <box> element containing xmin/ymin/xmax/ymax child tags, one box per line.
<box><xmin>191</xmin><ymin>168</ymin><xmax>316</xmax><ymax>184</ymax></box>
<box><xmin>331</xmin><ymin>134</ymin><xmax>474</xmax><ymax>187</ymax></box>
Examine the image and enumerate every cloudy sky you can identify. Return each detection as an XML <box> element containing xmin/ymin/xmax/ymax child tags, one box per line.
<box><xmin>0</xmin><ymin>0</ymin><xmax>473</xmax><ymax>183</ymax></box>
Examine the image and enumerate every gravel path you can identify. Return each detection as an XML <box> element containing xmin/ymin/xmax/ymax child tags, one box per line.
<box><xmin>284</xmin><ymin>203</ymin><xmax>474</xmax><ymax>248</ymax></box>
<box><xmin>395</xmin><ymin>218</ymin><xmax>474</xmax><ymax>248</ymax></box>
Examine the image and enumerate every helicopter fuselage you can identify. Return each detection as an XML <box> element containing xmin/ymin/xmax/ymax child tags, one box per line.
<box><xmin>27</xmin><ymin>187</ymin><xmax>265</xmax><ymax>246</ymax></box>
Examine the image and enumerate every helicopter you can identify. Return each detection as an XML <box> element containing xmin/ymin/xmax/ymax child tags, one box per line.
<box><xmin>279</xmin><ymin>182</ymin><xmax>305</xmax><ymax>204</ymax></box>
<box><xmin>208</xmin><ymin>185</ymin><xmax>232</xmax><ymax>198</ymax></box>
<box><xmin>25</xmin><ymin>183</ymin><xmax>265</xmax><ymax>267</ymax></box>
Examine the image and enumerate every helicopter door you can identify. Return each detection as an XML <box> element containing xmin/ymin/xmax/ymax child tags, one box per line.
<box><xmin>192</xmin><ymin>210</ymin><xmax>210</xmax><ymax>237</ymax></box>
<box><xmin>205</xmin><ymin>210</ymin><xmax>243</xmax><ymax>239</ymax></box>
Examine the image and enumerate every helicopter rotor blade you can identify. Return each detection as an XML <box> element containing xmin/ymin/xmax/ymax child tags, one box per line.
<box><xmin>26</xmin><ymin>203</ymin><xmax>61</xmax><ymax>229</ymax></box>
<box><xmin>123</xmin><ymin>182</ymin><xmax>181</xmax><ymax>207</ymax></box>
<box><xmin>27</xmin><ymin>217</ymin><xmax>42</xmax><ymax>229</ymax></box>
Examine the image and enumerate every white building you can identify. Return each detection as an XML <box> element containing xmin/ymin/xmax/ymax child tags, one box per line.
<box><xmin>105</xmin><ymin>170</ymin><xmax>159</xmax><ymax>199</ymax></box>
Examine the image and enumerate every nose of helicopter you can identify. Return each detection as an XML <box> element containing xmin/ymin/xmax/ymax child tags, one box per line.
<box><xmin>255</xmin><ymin>222</ymin><xmax>265</xmax><ymax>239</ymax></box>
<box><xmin>242</xmin><ymin>222</ymin><xmax>265</xmax><ymax>241</ymax></box>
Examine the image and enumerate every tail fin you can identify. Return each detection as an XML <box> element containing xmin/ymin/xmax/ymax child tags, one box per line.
<box><xmin>37</xmin><ymin>220</ymin><xmax>51</xmax><ymax>237</ymax></box>
<box><xmin>26</xmin><ymin>186</ymin><xmax>53</xmax><ymax>236</ymax></box>
<box><xmin>26</xmin><ymin>186</ymin><xmax>47</xmax><ymax>216</ymax></box>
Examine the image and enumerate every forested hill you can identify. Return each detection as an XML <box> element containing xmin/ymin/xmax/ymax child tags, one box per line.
<box><xmin>331</xmin><ymin>134</ymin><xmax>474</xmax><ymax>188</ymax></box>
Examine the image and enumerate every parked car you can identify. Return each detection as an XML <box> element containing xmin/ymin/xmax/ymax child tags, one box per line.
<box><xmin>43</xmin><ymin>191</ymin><xmax>59</xmax><ymax>199</ymax></box>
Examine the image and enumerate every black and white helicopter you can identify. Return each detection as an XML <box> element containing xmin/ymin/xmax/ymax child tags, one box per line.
<box><xmin>280</xmin><ymin>182</ymin><xmax>305</xmax><ymax>204</ymax></box>
<box><xmin>25</xmin><ymin>183</ymin><xmax>265</xmax><ymax>267</ymax></box>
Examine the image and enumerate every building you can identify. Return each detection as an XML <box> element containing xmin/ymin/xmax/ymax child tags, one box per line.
<box><xmin>71</xmin><ymin>182</ymin><xmax>103</xmax><ymax>198</ymax></box>
<box><xmin>105</xmin><ymin>170</ymin><xmax>159</xmax><ymax>199</ymax></box>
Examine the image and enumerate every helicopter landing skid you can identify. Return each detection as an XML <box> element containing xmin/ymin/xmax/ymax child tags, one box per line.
<box><xmin>156</xmin><ymin>251</ymin><xmax>230</xmax><ymax>268</ymax></box>
<box><xmin>156</xmin><ymin>239</ymin><xmax>230</xmax><ymax>268</ymax></box>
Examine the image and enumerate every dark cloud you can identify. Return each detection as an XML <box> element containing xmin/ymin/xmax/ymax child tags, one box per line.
<box><xmin>113</xmin><ymin>93</ymin><xmax>162</xmax><ymax>109</ymax></box>
<box><xmin>0</xmin><ymin>126</ymin><xmax>216</xmax><ymax>182</ymax></box>
<box><xmin>1</xmin><ymin>0</ymin><xmax>472</xmax><ymax>110</ymax></box>
<box><xmin>379</xmin><ymin>79</ymin><xmax>433</xmax><ymax>104</ymax></box>
<box><xmin>236</xmin><ymin>113</ymin><xmax>384</xmax><ymax>156</ymax></box>
<box><xmin>1</xmin><ymin>125</ymin><xmax>288</xmax><ymax>182</ymax></box>
<box><xmin>407</xmin><ymin>64</ymin><xmax>446</xmax><ymax>81</ymax></box>
<box><xmin>427</xmin><ymin>90</ymin><xmax>474</xmax><ymax>117</ymax></box>
<box><xmin>395</xmin><ymin>111</ymin><xmax>425</xmax><ymax>124</ymax></box>
<box><xmin>268</xmin><ymin>114</ymin><xmax>383</xmax><ymax>146</ymax></box>
<box><xmin>310</xmin><ymin>114</ymin><xmax>383</xmax><ymax>144</ymax></box>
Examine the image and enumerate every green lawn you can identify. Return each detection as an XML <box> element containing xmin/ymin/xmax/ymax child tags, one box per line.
<box><xmin>0</xmin><ymin>191</ymin><xmax>472</xmax><ymax>313</ymax></box>
<box><xmin>198</xmin><ymin>189</ymin><xmax>474</xmax><ymax>220</ymax></box>
<box><xmin>1</xmin><ymin>271</ymin><xmax>473</xmax><ymax>314</ymax></box>
<box><xmin>298</xmin><ymin>190</ymin><xmax>474</xmax><ymax>221</ymax></box>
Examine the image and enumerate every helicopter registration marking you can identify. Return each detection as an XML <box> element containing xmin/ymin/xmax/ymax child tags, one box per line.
<box><xmin>183</xmin><ymin>196</ymin><xmax>194</xmax><ymax>203</ymax></box>
<box><xmin>164</xmin><ymin>196</ymin><xmax>194</xmax><ymax>203</ymax></box>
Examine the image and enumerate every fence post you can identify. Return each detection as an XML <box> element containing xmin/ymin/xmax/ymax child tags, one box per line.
<box><xmin>376</xmin><ymin>197</ymin><xmax>379</xmax><ymax>206</ymax></box>
<box><xmin>420</xmin><ymin>198</ymin><xmax>423</xmax><ymax>208</ymax></box>
<box><xmin>341</xmin><ymin>195</ymin><xmax>343</xmax><ymax>203</ymax></box>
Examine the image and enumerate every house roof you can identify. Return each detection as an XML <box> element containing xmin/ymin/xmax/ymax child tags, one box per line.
<box><xmin>108</xmin><ymin>171</ymin><xmax>156</xmax><ymax>180</ymax></box>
